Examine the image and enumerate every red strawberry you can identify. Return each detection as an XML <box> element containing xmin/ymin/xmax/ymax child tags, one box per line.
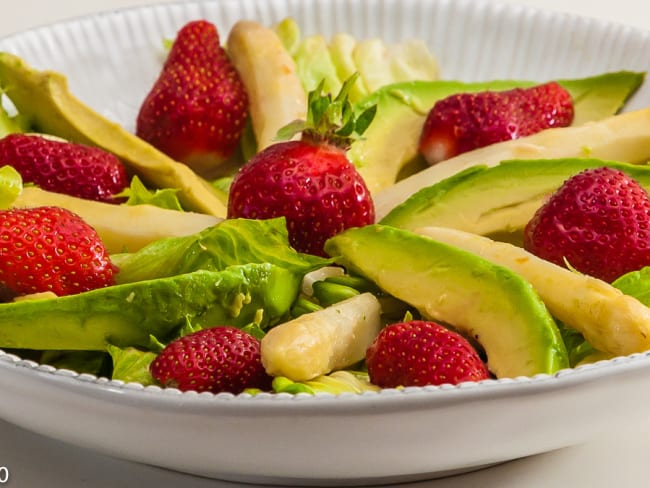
<box><xmin>366</xmin><ymin>320</ymin><xmax>490</xmax><ymax>388</ymax></box>
<box><xmin>418</xmin><ymin>82</ymin><xmax>574</xmax><ymax>164</ymax></box>
<box><xmin>150</xmin><ymin>326</ymin><xmax>271</xmax><ymax>394</ymax></box>
<box><xmin>0</xmin><ymin>206</ymin><xmax>116</xmax><ymax>297</ymax></box>
<box><xmin>227</xmin><ymin>76</ymin><xmax>376</xmax><ymax>256</ymax></box>
<box><xmin>0</xmin><ymin>133</ymin><xmax>129</xmax><ymax>203</ymax></box>
<box><xmin>136</xmin><ymin>20</ymin><xmax>248</xmax><ymax>178</ymax></box>
<box><xmin>524</xmin><ymin>167</ymin><xmax>650</xmax><ymax>282</ymax></box>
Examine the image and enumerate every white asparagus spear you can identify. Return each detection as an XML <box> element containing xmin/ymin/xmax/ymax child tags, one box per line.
<box><xmin>416</xmin><ymin>226</ymin><xmax>650</xmax><ymax>356</ymax></box>
<box><xmin>227</xmin><ymin>20</ymin><xmax>308</xmax><ymax>151</ymax></box>
<box><xmin>13</xmin><ymin>186</ymin><xmax>220</xmax><ymax>254</ymax></box>
<box><xmin>261</xmin><ymin>293</ymin><xmax>382</xmax><ymax>382</ymax></box>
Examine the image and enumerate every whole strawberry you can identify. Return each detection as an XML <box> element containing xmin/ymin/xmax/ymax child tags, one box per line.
<box><xmin>150</xmin><ymin>326</ymin><xmax>271</xmax><ymax>394</ymax></box>
<box><xmin>366</xmin><ymin>320</ymin><xmax>490</xmax><ymax>388</ymax></box>
<box><xmin>524</xmin><ymin>167</ymin><xmax>650</xmax><ymax>282</ymax></box>
<box><xmin>0</xmin><ymin>206</ymin><xmax>116</xmax><ymax>296</ymax></box>
<box><xmin>0</xmin><ymin>133</ymin><xmax>129</xmax><ymax>203</ymax></box>
<box><xmin>227</xmin><ymin>76</ymin><xmax>376</xmax><ymax>256</ymax></box>
<box><xmin>418</xmin><ymin>82</ymin><xmax>574</xmax><ymax>164</ymax></box>
<box><xmin>136</xmin><ymin>20</ymin><xmax>248</xmax><ymax>178</ymax></box>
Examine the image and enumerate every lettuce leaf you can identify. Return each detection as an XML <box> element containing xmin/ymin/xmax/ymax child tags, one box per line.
<box><xmin>112</xmin><ymin>217</ymin><xmax>331</xmax><ymax>285</ymax></box>
<box><xmin>0</xmin><ymin>165</ymin><xmax>22</xmax><ymax>209</ymax></box>
<box><xmin>108</xmin><ymin>344</ymin><xmax>157</xmax><ymax>385</ymax></box>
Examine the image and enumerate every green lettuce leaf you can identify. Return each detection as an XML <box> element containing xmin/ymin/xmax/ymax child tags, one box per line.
<box><xmin>0</xmin><ymin>165</ymin><xmax>22</xmax><ymax>209</ymax></box>
<box><xmin>269</xmin><ymin>371</ymin><xmax>379</xmax><ymax>395</ymax></box>
<box><xmin>108</xmin><ymin>344</ymin><xmax>157</xmax><ymax>385</ymax></box>
<box><xmin>115</xmin><ymin>175</ymin><xmax>184</xmax><ymax>211</ymax></box>
<box><xmin>40</xmin><ymin>350</ymin><xmax>109</xmax><ymax>376</ymax></box>
<box><xmin>558</xmin><ymin>267</ymin><xmax>650</xmax><ymax>367</ymax></box>
<box><xmin>112</xmin><ymin>217</ymin><xmax>331</xmax><ymax>285</ymax></box>
<box><xmin>612</xmin><ymin>267</ymin><xmax>650</xmax><ymax>306</ymax></box>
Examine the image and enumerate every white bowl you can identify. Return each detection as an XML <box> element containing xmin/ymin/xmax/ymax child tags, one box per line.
<box><xmin>1</xmin><ymin>0</ymin><xmax>650</xmax><ymax>484</ymax></box>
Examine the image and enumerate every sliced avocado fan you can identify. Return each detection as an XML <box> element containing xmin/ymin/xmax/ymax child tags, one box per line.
<box><xmin>0</xmin><ymin>52</ymin><xmax>226</xmax><ymax>217</ymax></box>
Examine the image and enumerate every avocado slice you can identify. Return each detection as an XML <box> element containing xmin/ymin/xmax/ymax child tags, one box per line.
<box><xmin>0</xmin><ymin>264</ymin><xmax>297</xmax><ymax>351</ymax></box>
<box><xmin>349</xmin><ymin>71</ymin><xmax>644</xmax><ymax>194</ymax></box>
<box><xmin>324</xmin><ymin>225</ymin><xmax>569</xmax><ymax>378</ymax></box>
<box><xmin>0</xmin><ymin>52</ymin><xmax>226</xmax><ymax>217</ymax></box>
<box><xmin>381</xmin><ymin>158</ymin><xmax>650</xmax><ymax>244</ymax></box>
<box><xmin>375</xmin><ymin>107</ymin><xmax>650</xmax><ymax>219</ymax></box>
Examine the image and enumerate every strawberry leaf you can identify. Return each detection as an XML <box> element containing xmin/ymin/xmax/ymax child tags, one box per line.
<box><xmin>275</xmin><ymin>119</ymin><xmax>307</xmax><ymax>141</ymax></box>
<box><xmin>355</xmin><ymin>105</ymin><xmax>377</xmax><ymax>136</ymax></box>
<box><xmin>276</xmin><ymin>73</ymin><xmax>377</xmax><ymax>150</ymax></box>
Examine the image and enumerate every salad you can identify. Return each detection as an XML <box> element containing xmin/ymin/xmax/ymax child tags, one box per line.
<box><xmin>0</xmin><ymin>13</ymin><xmax>649</xmax><ymax>397</ymax></box>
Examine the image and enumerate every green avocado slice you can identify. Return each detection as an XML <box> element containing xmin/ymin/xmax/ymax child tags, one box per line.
<box><xmin>380</xmin><ymin>158</ymin><xmax>650</xmax><ymax>244</ymax></box>
<box><xmin>0</xmin><ymin>52</ymin><xmax>226</xmax><ymax>217</ymax></box>
<box><xmin>324</xmin><ymin>224</ymin><xmax>569</xmax><ymax>379</ymax></box>
<box><xmin>349</xmin><ymin>71</ymin><xmax>645</xmax><ymax>194</ymax></box>
<box><xmin>0</xmin><ymin>264</ymin><xmax>297</xmax><ymax>351</ymax></box>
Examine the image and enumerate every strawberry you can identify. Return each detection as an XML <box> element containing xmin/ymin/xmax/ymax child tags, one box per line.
<box><xmin>418</xmin><ymin>82</ymin><xmax>574</xmax><ymax>164</ymax></box>
<box><xmin>0</xmin><ymin>133</ymin><xmax>129</xmax><ymax>203</ymax></box>
<box><xmin>524</xmin><ymin>167</ymin><xmax>650</xmax><ymax>282</ymax></box>
<box><xmin>150</xmin><ymin>326</ymin><xmax>271</xmax><ymax>394</ymax></box>
<box><xmin>365</xmin><ymin>320</ymin><xmax>490</xmax><ymax>388</ymax></box>
<box><xmin>227</xmin><ymin>76</ymin><xmax>376</xmax><ymax>256</ymax></box>
<box><xmin>136</xmin><ymin>20</ymin><xmax>248</xmax><ymax>178</ymax></box>
<box><xmin>0</xmin><ymin>206</ymin><xmax>116</xmax><ymax>297</ymax></box>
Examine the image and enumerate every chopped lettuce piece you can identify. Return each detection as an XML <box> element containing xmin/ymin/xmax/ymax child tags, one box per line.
<box><xmin>276</xmin><ymin>16</ymin><xmax>440</xmax><ymax>106</ymax></box>
<box><xmin>271</xmin><ymin>371</ymin><xmax>379</xmax><ymax>395</ymax></box>
<box><xmin>294</xmin><ymin>34</ymin><xmax>342</xmax><ymax>95</ymax></box>
<box><xmin>612</xmin><ymin>266</ymin><xmax>650</xmax><ymax>307</ymax></box>
<box><xmin>108</xmin><ymin>344</ymin><xmax>157</xmax><ymax>385</ymax></box>
<box><xmin>352</xmin><ymin>38</ymin><xmax>439</xmax><ymax>95</ymax></box>
<box><xmin>556</xmin><ymin>322</ymin><xmax>599</xmax><ymax>367</ymax></box>
<box><xmin>273</xmin><ymin>17</ymin><xmax>301</xmax><ymax>56</ymax></box>
<box><xmin>211</xmin><ymin>175</ymin><xmax>233</xmax><ymax>202</ymax></box>
<box><xmin>0</xmin><ymin>165</ymin><xmax>22</xmax><ymax>209</ymax></box>
<box><xmin>329</xmin><ymin>33</ymin><xmax>367</xmax><ymax>103</ymax></box>
<box><xmin>116</xmin><ymin>175</ymin><xmax>183</xmax><ymax>211</ymax></box>
<box><xmin>112</xmin><ymin>217</ymin><xmax>331</xmax><ymax>285</ymax></box>
<box><xmin>40</xmin><ymin>350</ymin><xmax>109</xmax><ymax>376</ymax></box>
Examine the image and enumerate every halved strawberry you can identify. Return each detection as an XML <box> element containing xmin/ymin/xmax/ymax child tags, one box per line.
<box><xmin>136</xmin><ymin>20</ymin><xmax>249</xmax><ymax>178</ymax></box>
<box><xmin>418</xmin><ymin>82</ymin><xmax>574</xmax><ymax>164</ymax></box>
<box><xmin>366</xmin><ymin>320</ymin><xmax>490</xmax><ymax>388</ymax></box>
<box><xmin>524</xmin><ymin>167</ymin><xmax>650</xmax><ymax>282</ymax></box>
<box><xmin>150</xmin><ymin>326</ymin><xmax>271</xmax><ymax>394</ymax></box>
<box><xmin>0</xmin><ymin>133</ymin><xmax>129</xmax><ymax>203</ymax></box>
<box><xmin>0</xmin><ymin>206</ymin><xmax>116</xmax><ymax>297</ymax></box>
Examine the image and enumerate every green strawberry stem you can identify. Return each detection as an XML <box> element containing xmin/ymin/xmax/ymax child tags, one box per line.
<box><xmin>276</xmin><ymin>73</ymin><xmax>377</xmax><ymax>150</ymax></box>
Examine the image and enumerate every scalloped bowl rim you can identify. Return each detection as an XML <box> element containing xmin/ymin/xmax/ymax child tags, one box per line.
<box><xmin>2</xmin><ymin>346</ymin><xmax>649</xmax><ymax>411</ymax></box>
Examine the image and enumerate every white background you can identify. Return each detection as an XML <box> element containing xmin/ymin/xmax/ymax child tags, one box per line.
<box><xmin>1</xmin><ymin>0</ymin><xmax>649</xmax><ymax>487</ymax></box>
